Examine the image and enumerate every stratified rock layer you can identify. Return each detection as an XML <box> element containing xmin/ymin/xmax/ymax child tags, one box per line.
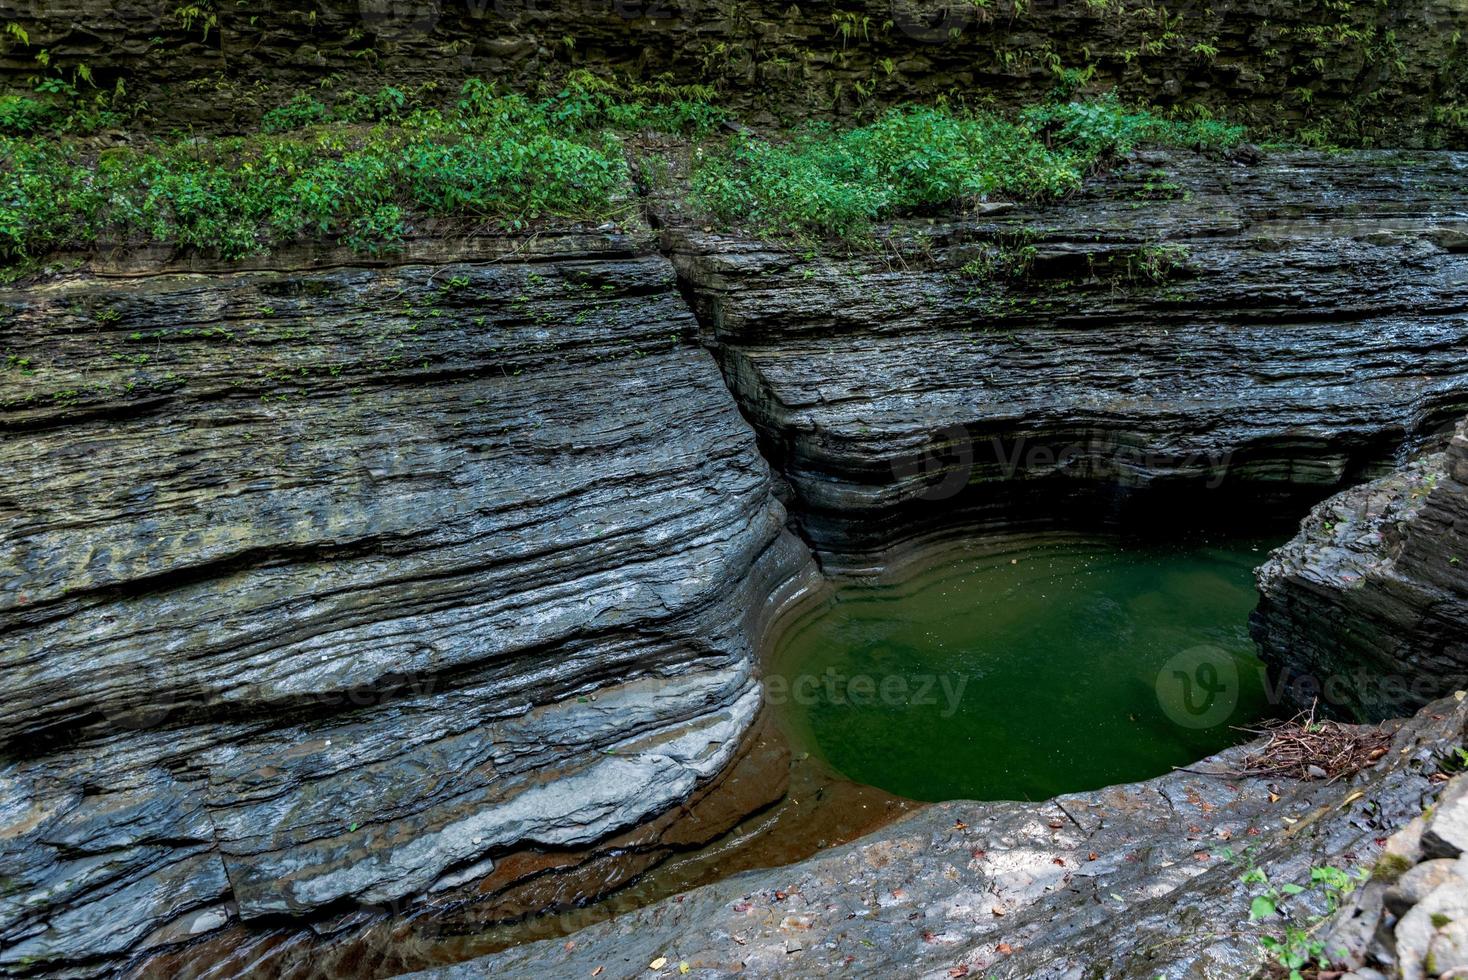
<box><xmin>665</xmin><ymin>150</ymin><xmax>1468</xmax><ymax>571</ymax></box>
<box><xmin>412</xmin><ymin>694</ymin><xmax>1468</xmax><ymax>980</ymax></box>
<box><xmin>0</xmin><ymin>231</ymin><xmax>814</xmax><ymax>973</ymax></box>
<box><xmin>1254</xmin><ymin>418</ymin><xmax>1468</xmax><ymax>722</ymax></box>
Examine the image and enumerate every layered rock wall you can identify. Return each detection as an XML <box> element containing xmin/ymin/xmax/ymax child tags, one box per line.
<box><xmin>665</xmin><ymin>150</ymin><xmax>1468</xmax><ymax>570</ymax></box>
<box><xmin>0</xmin><ymin>231</ymin><xmax>815</xmax><ymax>973</ymax></box>
<box><xmin>1255</xmin><ymin>418</ymin><xmax>1468</xmax><ymax>722</ymax></box>
<box><xmin>4</xmin><ymin>147</ymin><xmax>1468</xmax><ymax>975</ymax></box>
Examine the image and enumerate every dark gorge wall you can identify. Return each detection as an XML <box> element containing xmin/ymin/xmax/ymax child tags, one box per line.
<box><xmin>2</xmin><ymin>0</ymin><xmax>1466</xmax><ymax>144</ymax></box>
<box><xmin>0</xmin><ymin>229</ymin><xmax>816</xmax><ymax>974</ymax></box>
<box><xmin>1254</xmin><ymin>418</ymin><xmax>1468</xmax><ymax>722</ymax></box>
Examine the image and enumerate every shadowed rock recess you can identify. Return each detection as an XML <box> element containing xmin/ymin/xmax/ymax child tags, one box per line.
<box><xmin>4</xmin><ymin>147</ymin><xmax>1468</xmax><ymax>978</ymax></box>
<box><xmin>664</xmin><ymin>150</ymin><xmax>1468</xmax><ymax>571</ymax></box>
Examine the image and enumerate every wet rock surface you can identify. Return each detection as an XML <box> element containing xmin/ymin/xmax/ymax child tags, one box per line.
<box><xmin>664</xmin><ymin>150</ymin><xmax>1468</xmax><ymax>571</ymax></box>
<box><xmin>411</xmin><ymin>695</ymin><xmax>1468</xmax><ymax>979</ymax></box>
<box><xmin>1255</xmin><ymin>418</ymin><xmax>1468</xmax><ymax>721</ymax></box>
<box><xmin>0</xmin><ymin>230</ymin><xmax>815</xmax><ymax>973</ymax></box>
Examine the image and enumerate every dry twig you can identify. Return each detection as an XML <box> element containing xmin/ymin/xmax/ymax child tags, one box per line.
<box><xmin>1184</xmin><ymin>703</ymin><xmax>1392</xmax><ymax>783</ymax></box>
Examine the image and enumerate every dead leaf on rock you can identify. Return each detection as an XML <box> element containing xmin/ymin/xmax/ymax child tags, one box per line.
<box><xmin>949</xmin><ymin>966</ymin><xmax>970</xmax><ymax>977</ymax></box>
<box><xmin>650</xmin><ymin>957</ymin><xmax>668</xmax><ymax>971</ymax></box>
<box><xmin>996</xmin><ymin>942</ymin><xmax>1014</xmax><ymax>955</ymax></box>
<box><xmin>1087</xmin><ymin>852</ymin><xmax>1099</xmax><ymax>861</ymax></box>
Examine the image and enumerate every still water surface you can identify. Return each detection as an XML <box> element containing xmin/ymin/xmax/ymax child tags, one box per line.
<box><xmin>767</xmin><ymin>533</ymin><xmax>1281</xmax><ymax>802</ymax></box>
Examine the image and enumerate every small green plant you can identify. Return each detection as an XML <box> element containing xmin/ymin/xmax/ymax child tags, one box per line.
<box><xmin>0</xmin><ymin>77</ymin><xmax>723</xmax><ymax>265</ymax></box>
<box><xmin>174</xmin><ymin>1</ymin><xmax>218</xmax><ymax>41</ymax></box>
<box><xmin>1131</xmin><ymin>242</ymin><xmax>1191</xmax><ymax>282</ymax></box>
<box><xmin>261</xmin><ymin>93</ymin><xmax>331</xmax><ymax>133</ymax></box>
<box><xmin>1230</xmin><ymin>850</ymin><xmax>1366</xmax><ymax>980</ymax></box>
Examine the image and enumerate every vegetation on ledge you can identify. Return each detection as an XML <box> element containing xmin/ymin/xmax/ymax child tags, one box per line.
<box><xmin>0</xmin><ymin>80</ymin><xmax>1244</xmax><ymax>269</ymax></box>
<box><xmin>692</xmin><ymin>95</ymin><xmax>1244</xmax><ymax>240</ymax></box>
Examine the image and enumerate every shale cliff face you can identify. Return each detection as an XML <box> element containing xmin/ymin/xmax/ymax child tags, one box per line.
<box><xmin>0</xmin><ymin>231</ymin><xmax>815</xmax><ymax>973</ymax></box>
<box><xmin>1255</xmin><ymin>418</ymin><xmax>1468</xmax><ymax>722</ymax></box>
<box><xmin>4</xmin><ymin>0</ymin><xmax>1466</xmax><ymax>145</ymax></box>
<box><xmin>664</xmin><ymin>150</ymin><xmax>1468</xmax><ymax>570</ymax></box>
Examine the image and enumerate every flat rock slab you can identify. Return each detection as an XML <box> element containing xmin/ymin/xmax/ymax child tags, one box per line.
<box><xmin>417</xmin><ymin>695</ymin><xmax>1468</xmax><ymax>980</ymax></box>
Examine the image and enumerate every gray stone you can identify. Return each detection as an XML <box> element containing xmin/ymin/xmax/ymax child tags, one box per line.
<box><xmin>1388</xmin><ymin>861</ymin><xmax>1466</xmax><ymax>917</ymax></box>
<box><xmin>1397</xmin><ymin>880</ymin><xmax>1468</xmax><ymax>980</ymax></box>
<box><xmin>1427</xmin><ymin>779</ymin><xmax>1468</xmax><ymax>859</ymax></box>
<box><xmin>0</xmin><ymin>231</ymin><xmax>817</xmax><ymax>973</ymax></box>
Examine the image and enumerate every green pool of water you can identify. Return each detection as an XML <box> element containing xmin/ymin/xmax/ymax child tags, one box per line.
<box><xmin>766</xmin><ymin>533</ymin><xmax>1279</xmax><ymax>803</ymax></box>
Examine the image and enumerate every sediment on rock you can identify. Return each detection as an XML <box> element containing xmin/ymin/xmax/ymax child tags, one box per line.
<box><xmin>0</xmin><ymin>228</ymin><xmax>817</xmax><ymax>974</ymax></box>
<box><xmin>662</xmin><ymin>150</ymin><xmax>1468</xmax><ymax>572</ymax></box>
<box><xmin>1254</xmin><ymin>417</ymin><xmax>1468</xmax><ymax>722</ymax></box>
